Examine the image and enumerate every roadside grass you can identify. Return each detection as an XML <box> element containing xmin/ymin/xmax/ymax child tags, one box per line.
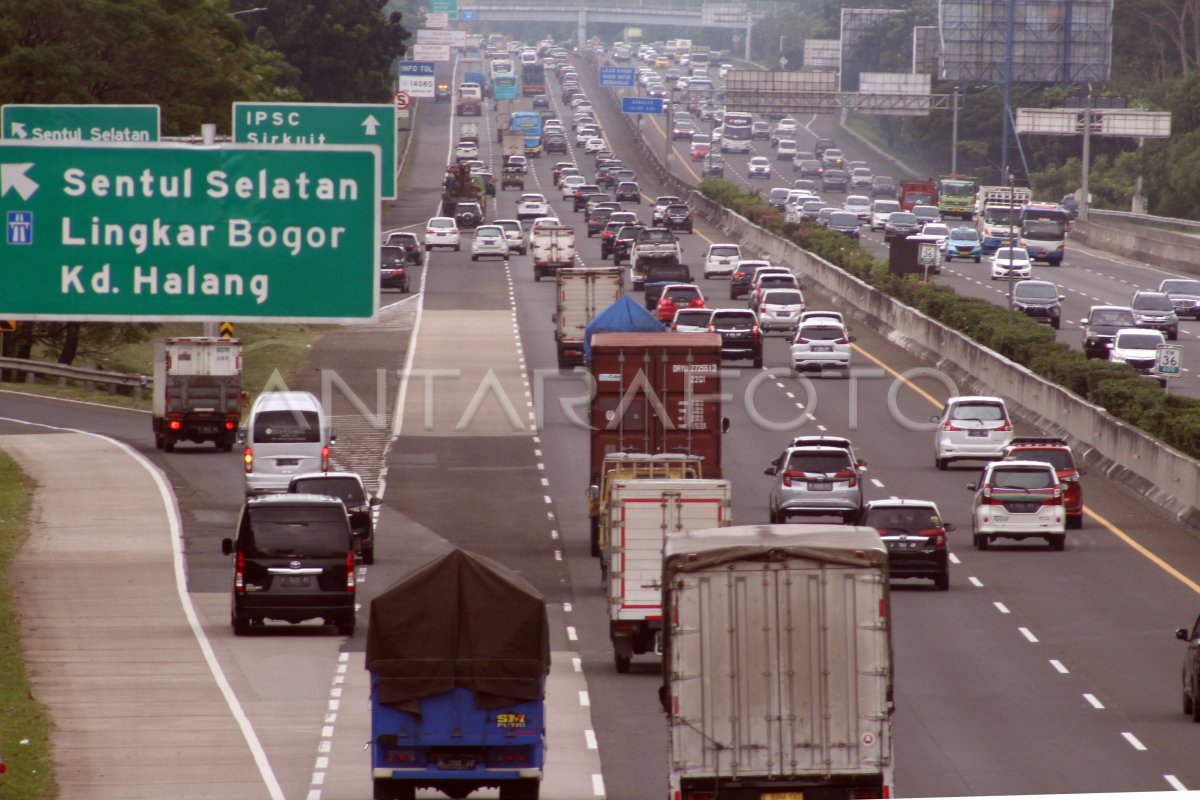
<box><xmin>6</xmin><ymin>323</ymin><xmax>330</xmax><ymax>409</ymax></box>
<box><xmin>0</xmin><ymin>452</ymin><xmax>57</xmax><ymax>800</ymax></box>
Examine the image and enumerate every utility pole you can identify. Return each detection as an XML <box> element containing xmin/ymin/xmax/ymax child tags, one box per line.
<box><xmin>951</xmin><ymin>86</ymin><xmax>960</xmax><ymax>174</ymax></box>
<box><xmin>1006</xmin><ymin>169</ymin><xmax>1016</xmax><ymax>325</ymax></box>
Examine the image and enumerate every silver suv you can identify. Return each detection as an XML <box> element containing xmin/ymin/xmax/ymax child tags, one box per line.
<box><xmin>1130</xmin><ymin>290</ymin><xmax>1180</xmax><ymax>340</ymax></box>
<box><xmin>765</xmin><ymin>446</ymin><xmax>865</xmax><ymax>523</ymax></box>
<box><xmin>932</xmin><ymin>396</ymin><xmax>1014</xmax><ymax>471</ymax></box>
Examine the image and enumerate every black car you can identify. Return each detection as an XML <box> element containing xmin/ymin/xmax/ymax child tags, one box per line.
<box><xmin>827</xmin><ymin>211</ymin><xmax>861</xmax><ymax>240</ymax></box>
<box><xmin>434</xmin><ymin>83</ymin><xmax>451</xmax><ymax>102</ymax></box>
<box><xmin>1176</xmin><ymin>612</ymin><xmax>1200</xmax><ymax>722</ymax></box>
<box><xmin>453</xmin><ymin>201</ymin><xmax>483</xmax><ymax>229</ymax></box>
<box><xmin>796</xmin><ymin>159</ymin><xmax>824</xmax><ymax>179</ymax></box>
<box><xmin>532</xmin><ymin>94</ymin><xmax>550</xmax><ymax>109</ymax></box>
<box><xmin>287</xmin><ymin>471</ymin><xmax>382</xmax><ymax>564</ymax></box>
<box><xmin>708</xmin><ymin>308</ymin><xmax>763</xmax><ymax>368</ymax></box>
<box><xmin>379</xmin><ymin>246</ymin><xmax>411</xmax><ymax>292</ymax></box>
<box><xmin>1080</xmin><ymin>305</ymin><xmax>1136</xmax><ymax>359</ymax></box>
<box><xmin>883</xmin><ymin>211</ymin><xmax>920</xmax><ymax>242</ymax></box>
<box><xmin>572</xmin><ymin>186</ymin><xmax>603</xmax><ymax>212</ymax></box>
<box><xmin>1012</xmin><ymin>280</ymin><xmax>1065</xmax><ymax>329</ymax></box>
<box><xmin>661</xmin><ymin>203</ymin><xmax>693</xmax><ymax>233</ymax></box>
<box><xmin>611</xmin><ymin>224</ymin><xmax>645</xmax><ymax>265</ymax></box>
<box><xmin>501</xmin><ymin>167</ymin><xmax>525</xmax><ymax>191</ymax></box>
<box><xmin>857</xmin><ymin>499</ymin><xmax>954</xmax><ymax>591</ymax></box>
<box><xmin>586</xmin><ymin>206</ymin><xmax>617</xmax><ymax>236</ymax></box>
<box><xmin>614</xmin><ymin>181</ymin><xmax>641</xmax><ymax>203</ymax></box>
<box><xmin>383</xmin><ymin>231</ymin><xmax>422</xmax><ymax>264</ymax></box>
<box><xmin>814</xmin><ymin>137</ymin><xmax>835</xmax><ymax>158</ymax></box>
<box><xmin>221</xmin><ymin>494</ymin><xmax>358</xmax><ymax>636</ymax></box>
<box><xmin>544</xmin><ymin>133</ymin><xmax>568</xmax><ymax>154</ymax></box>
<box><xmin>872</xmin><ymin>176</ymin><xmax>898</xmax><ymax>199</ymax></box>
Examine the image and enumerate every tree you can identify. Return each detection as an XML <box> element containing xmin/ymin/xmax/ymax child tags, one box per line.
<box><xmin>0</xmin><ymin>0</ymin><xmax>293</xmax><ymax>135</ymax></box>
<box><xmin>235</xmin><ymin>0</ymin><xmax>411</xmax><ymax>102</ymax></box>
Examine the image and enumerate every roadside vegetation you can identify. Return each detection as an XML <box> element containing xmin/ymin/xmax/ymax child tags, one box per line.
<box><xmin>0</xmin><ymin>453</ymin><xmax>57</xmax><ymax>800</ymax></box>
<box><xmin>700</xmin><ymin>178</ymin><xmax>1200</xmax><ymax>458</ymax></box>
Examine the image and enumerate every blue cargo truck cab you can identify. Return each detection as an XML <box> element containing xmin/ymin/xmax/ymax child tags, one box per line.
<box><xmin>367</xmin><ymin>549</ymin><xmax>550</xmax><ymax>800</ymax></box>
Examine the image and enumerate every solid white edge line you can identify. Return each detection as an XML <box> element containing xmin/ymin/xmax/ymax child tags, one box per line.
<box><xmin>0</xmin><ymin>420</ymin><xmax>288</xmax><ymax>800</ymax></box>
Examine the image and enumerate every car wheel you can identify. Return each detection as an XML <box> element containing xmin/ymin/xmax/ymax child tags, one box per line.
<box><xmin>935</xmin><ymin>457</ymin><xmax>948</xmax><ymax>471</ymax></box>
<box><xmin>1051</xmin><ymin>319</ymin><xmax>1061</xmax><ymax>330</ymax></box>
<box><xmin>1067</xmin><ymin>514</ymin><xmax>1082</xmax><ymax>530</ymax></box>
<box><xmin>1186</xmin><ymin>677</ymin><xmax>1195</xmax><ymax>716</ymax></box>
<box><xmin>1048</xmin><ymin>534</ymin><xmax>1066</xmax><ymax>551</ymax></box>
<box><xmin>1169</xmin><ymin>328</ymin><xmax>1179</xmax><ymax>341</ymax></box>
<box><xmin>163</xmin><ymin>433</ymin><xmax>176</xmax><ymax>453</ymax></box>
<box><xmin>753</xmin><ymin>353</ymin><xmax>763</xmax><ymax>369</ymax></box>
<box><xmin>934</xmin><ymin>571</ymin><xmax>950</xmax><ymax>591</ymax></box>
<box><xmin>362</xmin><ymin>544</ymin><xmax>375</xmax><ymax>565</ymax></box>
<box><xmin>471</xmin><ymin>255</ymin><xmax>478</xmax><ymax>261</ymax></box>
<box><xmin>974</xmin><ymin>533</ymin><xmax>989</xmax><ymax>551</ymax></box>
<box><xmin>974</xmin><ymin>257</ymin><xmax>981</xmax><ymax>263</ymax></box>
<box><xmin>1192</xmin><ymin>678</ymin><xmax>1200</xmax><ymax>722</ymax></box>
<box><xmin>615</xmin><ymin>653</ymin><xmax>632</xmax><ymax>673</ymax></box>
<box><xmin>454</xmin><ymin>244</ymin><xmax>460</xmax><ymax>251</ymax></box>
<box><xmin>232</xmin><ymin>609</ymin><xmax>252</xmax><ymax>636</ymax></box>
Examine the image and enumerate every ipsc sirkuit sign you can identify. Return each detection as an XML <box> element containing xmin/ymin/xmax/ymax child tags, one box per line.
<box><xmin>0</xmin><ymin>142</ymin><xmax>379</xmax><ymax>322</ymax></box>
<box><xmin>232</xmin><ymin>102</ymin><xmax>397</xmax><ymax>198</ymax></box>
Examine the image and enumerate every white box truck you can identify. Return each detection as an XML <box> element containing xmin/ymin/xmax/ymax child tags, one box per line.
<box><xmin>603</xmin><ymin>478</ymin><xmax>731</xmax><ymax>673</ymax></box>
<box><xmin>152</xmin><ymin>337</ymin><xmax>244</xmax><ymax>452</ymax></box>
<box><xmin>552</xmin><ymin>266</ymin><xmax>622</xmax><ymax>368</ymax></box>
<box><xmin>531</xmin><ymin>221</ymin><xmax>577</xmax><ymax>282</ymax></box>
<box><xmin>662</xmin><ymin>524</ymin><xmax>894</xmax><ymax>800</ymax></box>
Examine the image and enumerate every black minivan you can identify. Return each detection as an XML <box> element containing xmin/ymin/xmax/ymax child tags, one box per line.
<box><xmin>222</xmin><ymin>494</ymin><xmax>357</xmax><ymax>636</ymax></box>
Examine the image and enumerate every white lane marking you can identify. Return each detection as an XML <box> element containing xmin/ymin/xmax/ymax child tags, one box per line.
<box><xmin>567</xmin><ymin>626</ymin><xmax>578</xmax><ymax>641</ymax></box>
<box><xmin>572</xmin><ymin>657</ymin><xmax>583</xmax><ymax>672</ymax></box>
<box><xmin>585</xmin><ymin>729</ymin><xmax>598</xmax><ymax>749</ymax></box>
<box><xmin>1084</xmin><ymin>694</ymin><xmax>1105</xmax><ymax>709</ymax></box>
<box><xmin>579</xmin><ymin>690</ymin><xmax>591</xmax><ymax>707</ymax></box>
<box><xmin>544</xmin><ymin>495</ymin><xmax>553</xmax><ymax>504</ymax></box>
<box><xmin>1122</xmin><ymin>732</ymin><xmax>1148</xmax><ymax>751</ymax></box>
<box><xmin>563</xmin><ymin>602</ymin><xmax>572</xmax><ymax>613</ymax></box>
<box><xmin>1050</xmin><ymin>660</ymin><xmax>1069</xmax><ymax>673</ymax></box>
<box><xmin>555</xmin><ymin>550</ymin><xmax>563</xmax><ymax>561</ymax></box>
<box><xmin>968</xmin><ymin>576</ymin><xmax>984</xmax><ymax>587</ymax></box>
<box><xmin>870</xmin><ymin>478</ymin><xmax>885</xmax><ymax>488</ymax></box>
<box><xmin>994</xmin><ymin>601</ymin><xmax>1010</xmax><ymax>613</ymax></box>
<box><xmin>1164</xmin><ymin>775</ymin><xmax>1188</xmax><ymax>791</ymax></box>
<box><xmin>949</xmin><ymin>553</ymin><xmax>961</xmax><ymax>565</ymax></box>
<box><xmin>311</xmin><ymin>772</ymin><xmax>326</xmax><ymax>785</ymax></box>
<box><xmin>541</xmin><ymin>477</ymin><xmax>550</xmax><ymax>486</ymax></box>
<box><xmin>551</xmin><ymin>528</ymin><xmax>559</xmax><ymax>540</ymax></box>
<box><xmin>1019</xmin><ymin>627</ymin><xmax>1039</xmax><ymax>643</ymax></box>
<box><xmin>306</xmin><ymin>791</ymin><xmax>322</xmax><ymax>800</ymax></box>
<box><xmin>592</xmin><ymin>773</ymin><xmax>607</xmax><ymax>797</ymax></box>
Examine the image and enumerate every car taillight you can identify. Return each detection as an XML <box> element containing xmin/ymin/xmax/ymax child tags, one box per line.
<box><xmin>795</xmin><ymin>337</ymin><xmax>809</xmax><ymax>344</ymax></box>
<box><xmin>346</xmin><ymin>552</ymin><xmax>357</xmax><ymax>589</ymax></box>
<box><xmin>234</xmin><ymin>551</ymin><xmax>246</xmax><ymax>592</ymax></box>
<box><xmin>833</xmin><ymin>468</ymin><xmax>857</xmax><ymax>488</ymax></box>
<box><xmin>243</xmin><ymin>447</ymin><xmax>253</xmax><ymax>473</ymax></box>
<box><xmin>321</xmin><ymin>445</ymin><xmax>330</xmax><ymax>472</ymax></box>
<box><xmin>998</xmin><ymin>420</ymin><xmax>1013</xmax><ymax>432</ymax></box>
<box><xmin>689</xmin><ymin>298</ymin><xmax>704</xmax><ymax>308</ymax></box>
<box><xmin>781</xmin><ymin>470</ymin><xmax>807</xmax><ymax>487</ymax></box>
<box><xmin>834</xmin><ymin>336</ymin><xmax>849</xmax><ymax>345</ymax></box>
<box><xmin>752</xmin><ymin>323</ymin><xmax>761</xmax><ymax>343</ymax></box>
<box><xmin>1042</xmin><ymin>485</ymin><xmax>1063</xmax><ymax>505</ymax></box>
<box><xmin>706</xmin><ymin>323</ymin><xmax>716</xmax><ymax>332</ymax></box>
<box><xmin>919</xmin><ymin>528</ymin><xmax>946</xmax><ymax>548</ymax></box>
<box><xmin>942</xmin><ymin>421</ymin><xmax>963</xmax><ymax>431</ymax></box>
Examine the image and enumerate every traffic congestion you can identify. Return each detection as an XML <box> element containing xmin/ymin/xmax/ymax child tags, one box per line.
<box><xmin>3</xmin><ymin>28</ymin><xmax>1200</xmax><ymax>800</ymax></box>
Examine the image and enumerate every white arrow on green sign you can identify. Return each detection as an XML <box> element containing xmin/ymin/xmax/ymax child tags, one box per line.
<box><xmin>1</xmin><ymin>104</ymin><xmax>160</xmax><ymax>142</ymax></box>
<box><xmin>232</xmin><ymin>102</ymin><xmax>397</xmax><ymax>199</ymax></box>
<box><xmin>0</xmin><ymin>141</ymin><xmax>379</xmax><ymax>322</ymax></box>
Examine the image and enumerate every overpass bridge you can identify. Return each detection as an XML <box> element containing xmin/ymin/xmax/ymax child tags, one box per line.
<box><xmin>460</xmin><ymin>0</ymin><xmax>783</xmax><ymax>55</ymax></box>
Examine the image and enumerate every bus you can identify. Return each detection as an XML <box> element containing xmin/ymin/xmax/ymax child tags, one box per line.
<box><xmin>1018</xmin><ymin>203</ymin><xmax>1071</xmax><ymax>265</ymax></box>
<box><xmin>509</xmin><ymin>111</ymin><xmax>544</xmax><ymax>156</ymax></box>
<box><xmin>493</xmin><ymin>73</ymin><xmax>520</xmax><ymax>102</ymax></box>
<box><xmin>522</xmin><ymin>62</ymin><xmax>546</xmax><ymax>97</ymax></box>
<box><xmin>719</xmin><ymin>111</ymin><xmax>753</xmax><ymax>154</ymax></box>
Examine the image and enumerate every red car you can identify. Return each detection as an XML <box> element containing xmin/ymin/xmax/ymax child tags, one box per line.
<box><xmin>655</xmin><ymin>284</ymin><xmax>705</xmax><ymax>323</ymax></box>
<box><xmin>1002</xmin><ymin>436</ymin><xmax>1086</xmax><ymax>529</ymax></box>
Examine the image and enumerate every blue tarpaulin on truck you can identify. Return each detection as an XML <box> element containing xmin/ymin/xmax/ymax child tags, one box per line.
<box><xmin>583</xmin><ymin>295</ymin><xmax>666</xmax><ymax>362</ymax></box>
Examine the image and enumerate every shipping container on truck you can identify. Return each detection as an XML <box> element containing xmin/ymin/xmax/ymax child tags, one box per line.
<box><xmin>602</xmin><ymin>478</ymin><xmax>730</xmax><ymax>673</ymax></box>
<box><xmin>552</xmin><ymin>267</ymin><xmax>623</xmax><ymax>368</ymax></box>
<box><xmin>368</xmin><ymin>549</ymin><xmax>549</xmax><ymax>800</ymax></box>
<box><xmin>152</xmin><ymin>337</ymin><xmax>244</xmax><ymax>452</ymax></box>
<box><xmin>662</xmin><ymin>524</ymin><xmax>895</xmax><ymax>800</ymax></box>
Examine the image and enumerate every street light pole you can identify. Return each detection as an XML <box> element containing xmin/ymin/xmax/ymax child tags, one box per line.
<box><xmin>951</xmin><ymin>86</ymin><xmax>960</xmax><ymax>174</ymax></box>
<box><xmin>665</xmin><ymin>90</ymin><xmax>674</xmax><ymax>177</ymax></box>
<box><xmin>1006</xmin><ymin>170</ymin><xmax>1015</xmax><ymax>324</ymax></box>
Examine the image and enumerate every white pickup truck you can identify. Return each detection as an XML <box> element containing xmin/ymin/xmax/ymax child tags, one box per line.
<box><xmin>629</xmin><ymin>227</ymin><xmax>682</xmax><ymax>290</ymax></box>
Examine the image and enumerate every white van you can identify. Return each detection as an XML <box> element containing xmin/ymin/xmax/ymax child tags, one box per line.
<box><xmin>240</xmin><ymin>391</ymin><xmax>336</xmax><ymax>496</ymax></box>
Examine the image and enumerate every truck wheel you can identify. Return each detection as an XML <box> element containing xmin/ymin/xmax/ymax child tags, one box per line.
<box><xmin>534</xmin><ymin>271</ymin><xmax>541</xmax><ymax>282</ymax></box>
<box><xmin>935</xmin><ymin>457</ymin><xmax>948</xmax><ymax>471</ymax></box>
<box><xmin>374</xmin><ymin>779</ymin><xmax>416</xmax><ymax>800</ymax></box>
<box><xmin>362</xmin><ymin>544</ymin><xmax>375</xmax><ymax>565</ymax></box>
<box><xmin>590</xmin><ymin>517</ymin><xmax>600</xmax><ymax>557</ymax></box>
<box><xmin>164</xmin><ymin>433</ymin><xmax>176</xmax><ymax>453</ymax></box>
<box><xmin>336</xmin><ymin>615</ymin><xmax>356</xmax><ymax>637</ymax></box>
<box><xmin>499</xmin><ymin>778</ymin><xmax>540</xmax><ymax>800</ymax></box>
<box><xmin>219</xmin><ymin>435</ymin><xmax>235</xmax><ymax>453</ymax></box>
<box><xmin>154</xmin><ymin>432</ymin><xmax>164</xmax><ymax>450</ymax></box>
<box><xmin>615</xmin><ymin>653</ymin><xmax>631</xmax><ymax>673</ymax></box>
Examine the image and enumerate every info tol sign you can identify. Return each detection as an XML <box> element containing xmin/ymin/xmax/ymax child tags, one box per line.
<box><xmin>0</xmin><ymin>142</ymin><xmax>379</xmax><ymax>322</ymax></box>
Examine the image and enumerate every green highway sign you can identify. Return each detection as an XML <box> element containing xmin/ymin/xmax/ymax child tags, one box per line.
<box><xmin>0</xmin><ymin>141</ymin><xmax>379</xmax><ymax>322</ymax></box>
<box><xmin>233</xmin><ymin>102</ymin><xmax>397</xmax><ymax>198</ymax></box>
<box><xmin>431</xmin><ymin>0</ymin><xmax>458</xmax><ymax>18</ymax></box>
<box><xmin>1</xmin><ymin>104</ymin><xmax>160</xmax><ymax>142</ymax></box>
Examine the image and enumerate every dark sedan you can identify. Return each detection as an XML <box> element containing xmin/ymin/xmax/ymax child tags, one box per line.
<box><xmin>1176</xmin><ymin>612</ymin><xmax>1200</xmax><ymax>722</ymax></box>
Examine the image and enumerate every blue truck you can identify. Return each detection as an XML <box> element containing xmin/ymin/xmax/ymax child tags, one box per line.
<box><xmin>367</xmin><ymin>549</ymin><xmax>550</xmax><ymax>800</ymax></box>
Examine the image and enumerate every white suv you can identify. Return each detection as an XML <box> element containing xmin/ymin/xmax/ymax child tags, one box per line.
<box><xmin>870</xmin><ymin>200</ymin><xmax>901</xmax><ymax>232</ymax></box>
<box><xmin>932</xmin><ymin>396</ymin><xmax>1014</xmax><ymax>471</ymax></box>
<box><xmin>968</xmin><ymin>460</ymin><xmax>1066</xmax><ymax>550</ymax></box>
<box><xmin>424</xmin><ymin>216</ymin><xmax>460</xmax><ymax>251</ymax></box>
<box><xmin>703</xmin><ymin>243</ymin><xmax>742</xmax><ymax>278</ymax></box>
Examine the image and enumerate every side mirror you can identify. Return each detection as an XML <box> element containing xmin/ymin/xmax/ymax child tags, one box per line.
<box><xmin>236</xmin><ymin>428</ymin><xmax>247</xmax><ymax>445</ymax></box>
<box><xmin>1177</xmin><ymin>628</ymin><xmax>1191</xmax><ymax>641</ymax></box>
<box><xmin>1058</xmin><ymin>295</ymin><xmax>1066</xmax><ymax>302</ymax></box>
<box><xmin>966</xmin><ymin>482</ymin><xmax>978</xmax><ymax>491</ymax></box>
<box><xmin>1077</xmin><ymin>467</ymin><xmax>1088</xmax><ymax>476</ymax></box>
<box><xmin>721</xmin><ymin>416</ymin><xmax>731</xmax><ymax>433</ymax></box>
<box><xmin>930</xmin><ymin>414</ymin><xmax>941</xmax><ymax>424</ymax></box>
<box><xmin>857</xmin><ymin>459</ymin><xmax>869</xmax><ymax>468</ymax></box>
<box><xmin>943</xmin><ymin>522</ymin><xmax>957</xmax><ymax>532</ymax></box>
<box><xmin>763</xmin><ymin>465</ymin><xmax>777</xmax><ymax>475</ymax></box>
<box><xmin>221</xmin><ymin>538</ymin><xmax>235</xmax><ymax>556</ymax></box>
<box><xmin>1079</xmin><ymin>318</ymin><xmax>1088</xmax><ymax>325</ymax></box>
<box><xmin>369</xmin><ymin>496</ymin><xmax>383</xmax><ymax>507</ymax></box>
<box><xmin>328</xmin><ymin>426</ymin><xmax>337</xmax><ymax>444</ymax></box>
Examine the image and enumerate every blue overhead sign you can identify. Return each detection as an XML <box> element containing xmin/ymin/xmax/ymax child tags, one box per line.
<box><xmin>600</xmin><ymin>66</ymin><xmax>637</xmax><ymax>87</ymax></box>
<box><xmin>398</xmin><ymin>61</ymin><xmax>436</xmax><ymax>76</ymax></box>
<box><xmin>459</xmin><ymin>8</ymin><xmax>478</xmax><ymax>20</ymax></box>
<box><xmin>621</xmin><ymin>97</ymin><xmax>665</xmax><ymax>115</ymax></box>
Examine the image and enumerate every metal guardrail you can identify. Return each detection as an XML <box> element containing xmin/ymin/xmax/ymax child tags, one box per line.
<box><xmin>1088</xmin><ymin>208</ymin><xmax>1200</xmax><ymax>232</ymax></box>
<box><xmin>0</xmin><ymin>356</ymin><xmax>150</xmax><ymax>401</ymax></box>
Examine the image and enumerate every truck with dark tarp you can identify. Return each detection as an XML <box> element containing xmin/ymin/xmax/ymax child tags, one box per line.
<box><xmin>367</xmin><ymin>549</ymin><xmax>549</xmax><ymax>800</ymax></box>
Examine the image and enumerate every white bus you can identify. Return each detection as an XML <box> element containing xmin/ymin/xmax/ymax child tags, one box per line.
<box><xmin>720</xmin><ymin>111</ymin><xmax>753</xmax><ymax>154</ymax></box>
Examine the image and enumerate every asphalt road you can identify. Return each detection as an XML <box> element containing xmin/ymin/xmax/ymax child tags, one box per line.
<box><xmin>3</xmin><ymin>49</ymin><xmax>1200</xmax><ymax>800</ymax></box>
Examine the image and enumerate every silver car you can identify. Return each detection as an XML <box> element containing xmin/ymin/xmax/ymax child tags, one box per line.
<box><xmin>756</xmin><ymin>288</ymin><xmax>806</xmax><ymax>333</ymax></box>
<box><xmin>932</xmin><ymin>395</ymin><xmax>1014</xmax><ymax>471</ymax></box>
<box><xmin>765</xmin><ymin>445</ymin><xmax>865</xmax><ymax>522</ymax></box>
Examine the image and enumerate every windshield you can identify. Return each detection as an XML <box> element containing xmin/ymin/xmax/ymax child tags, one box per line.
<box><xmin>986</xmin><ymin>208</ymin><xmax>1021</xmax><ymax>225</ymax></box>
<box><xmin>798</xmin><ymin>325</ymin><xmax>844</xmax><ymax>341</ymax></box>
<box><xmin>1091</xmin><ymin>309</ymin><xmax>1134</xmax><ymax>326</ymax></box>
<box><xmin>1117</xmin><ymin>332</ymin><xmax>1165</xmax><ymax>349</ymax></box>
<box><xmin>1135</xmin><ymin>294</ymin><xmax>1174</xmax><ymax>311</ymax></box>
<box><xmin>1016</xmin><ymin>283</ymin><xmax>1058</xmax><ymax>299</ymax></box>
<box><xmin>1009</xmin><ymin>449</ymin><xmax>1074</xmax><ymax>470</ymax></box>
<box><xmin>950</xmin><ymin>403</ymin><xmax>1006</xmax><ymax>421</ymax></box>
<box><xmin>244</xmin><ymin>506</ymin><xmax>349</xmax><ymax>558</ymax></box>
<box><xmin>711</xmin><ymin>246</ymin><xmax>739</xmax><ymax>257</ymax></box>
<box><xmin>830</xmin><ymin>213</ymin><xmax>858</xmax><ymax>226</ymax></box>
<box><xmin>1022</xmin><ymin>220</ymin><xmax>1067</xmax><ymax>239</ymax></box>
<box><xmin>941</xmin><ymin>180</ymin><xmax>975</xmax><ymax>195</ymax></box>
<box><xmin>1162</xmin><ymin>280</ymin><xmax>1200</xmax><ymax>294</ymax></box>
<box><xmin>290</xmin><ymin>477</ymin><xmax>366</xmax><ymax>505</ymax></box>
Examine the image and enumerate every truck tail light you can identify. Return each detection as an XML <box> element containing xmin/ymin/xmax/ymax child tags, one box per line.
<box><xmin>168</xmin><ymin>418</ymin><xmax>182</xmax><ymax>431</ymax></box>
<box><xmin>347</xmin><ymin>552</ymin><xmax>357</xmax><ymax>589</ymax></box>
<box><xmin>224</xmin><ymin>416</ymin><xmax>238</xmax><ymax>431</ymax></box>
<box><xmin>243</xmin><ymin>448</ymin><xmax>253</xmax><ymax>473</ymax></box>
<box><xmin>321</xmin><ymin>445</ymin><xmax>330</xmax><ymax>472</ymax></box>
<box><xmin>234</xmin><ymin>551</ymin><xmax>246</xmax><ymax>593</ymax></box>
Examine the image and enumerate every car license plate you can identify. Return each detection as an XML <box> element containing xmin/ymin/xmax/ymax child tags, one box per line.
<box><xmin>436</xmin><ymin>757</ymin><xmax>476</xmax><ymax>770</ymax></box>
<box><xmin>968</xmin><ymin>429</ymin><xmax>989</xmax><ymax>437</ymax></box>
<box><xmin>280</xmin><ymin>575</ymin><xmax>311</xmax><ymax>588</ymax></box>
<box><xmin>763</xmin><ymin>793</ymin><xmax>805</xmax><ymax>800</ymax></box>
<box><xmin>812</xmin><ymin>345</ymin><xmax>832</xmax><ymax>352</ymax></box>
<box><xmin>807</xmin><ymin>482</ymin><xmax>832</xmax><ymax>491</ymax></box>
<box><xmin>194</xmin><ymin>424</ymin><xmax>218</xmax><ymax>434</ymax></box>
<box><xmin>275</xmin><ymin>458</ymin><xmax>300</xmax><ymax>466</ymax></box>
<box><xmin>992</xmin><ymin>513</ymin><xmax>1008</xmax><ymax>522</ymax></box>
